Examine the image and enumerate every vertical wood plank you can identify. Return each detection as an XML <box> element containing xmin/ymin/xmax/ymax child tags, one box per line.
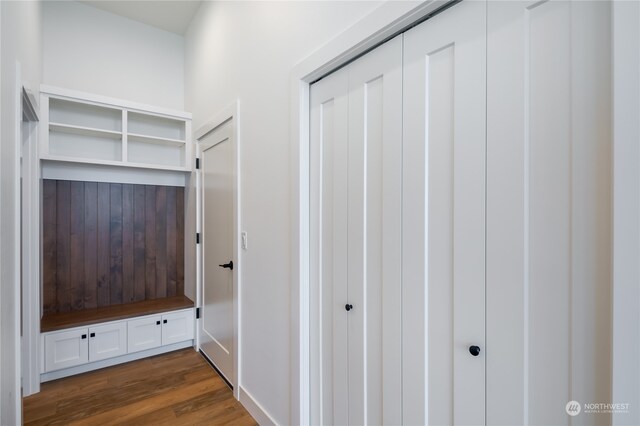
<box><xmin>133</xmin><ymin>185</ymin><xmax>146</xmax><ymax>302</ymax></box>
<box><xmin>145</xmin><ymin>186</ymin><xmax>157</xmax><ymax>299</ymax></box>
<box><xmin>84</xmin><ymin>182</ymin><xmax>98</xmax><ymax>309</ymax></box>
<box><xmin>166</xmin><ymin>186</ymin><xmax>177</xmax><ymax>297</ymax></box>
<box><xmin>70</xmin><ymin>181</ymin><xmax>85</xmax><ymax>311</ymax></box>
<box><xmin>155</xmin><ymin>186</ymin><xmax>167</xmax><ymax>298</ymax></box>
<box><xmin>122</xmin><ymin>184</ymin><xmax>134</xmax><ymax>303</ymax></box>
<box><xmin>43</xmin><ymin>180</ymin><xmax>57</xmax><ymax>314</ymax></box>
<box><xmin>97</xmin><ymin>182</ymin><xmax>111</xmax><ymax>307</ymax></box>
<box><xmin>56</xmin><ymin>181</ymin><xmax>71</xmax><ymax>313</ymax></box>
<box><xmin>110</xmin><ymin>184</ymin><xmax>123</xmax><ymax>305</ymax></box>
<box><xmin>176</xmin><ymin>187</ymin><xmax>185</xmax><ymax>297</ymax></box>
<box><xmin>43</xmin><ymin>180</ymin><xmax>189</xmax><ymax>314</ymax></box>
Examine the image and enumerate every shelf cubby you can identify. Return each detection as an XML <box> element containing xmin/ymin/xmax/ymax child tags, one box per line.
<box><xmin>128</xmin><ymin>111</ymin><xmax>185</xmax><ymax>142</ymax></box>
<box><xmin>49</xmin><ymin>98</ymin><xmax>121</xmax><ymax>132</ymax></box>
<box><xmin>41</xmin><ymin>85</ymin><xmax>192</xmax><ymax>172</ymax></box>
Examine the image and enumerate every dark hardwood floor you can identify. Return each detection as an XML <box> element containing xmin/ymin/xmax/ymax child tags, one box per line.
<box><xmin>23</xmin><ymin>349</ymin><xmax>257</xmax><ymax>425</ymax></box>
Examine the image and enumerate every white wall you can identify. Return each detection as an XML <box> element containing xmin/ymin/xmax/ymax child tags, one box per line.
<box><xmin>43</xmin><ymin>1</ymin><xmax>184</xmax><ymax>110</ymax></box>
<box><xmin>185</xmin><ymin>2</ymin><xmax>381</xmax><ymax>423</ymax></box>
<box><xmin>0</xmin><ymin>0</ymin><xmax>42</xmax><ymax>424</ymax></box>
<box><xmin>613</xmin><ymin>1</ymin><xmax>640</xmax><ymax>424</ymax></box>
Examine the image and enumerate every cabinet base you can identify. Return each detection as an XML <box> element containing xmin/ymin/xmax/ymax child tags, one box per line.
<box><xmin>41</xmin><ymin>340</ymin><xmax>194</xmax><ymax>382</ymax></box>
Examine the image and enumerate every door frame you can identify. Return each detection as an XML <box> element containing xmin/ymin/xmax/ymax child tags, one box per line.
<box><xmin>21</xmin><ymin>84</ymin><xmax>40</xmax><ymax>398</ymax></box>
<box><xmin>195</xmin><ymin>101</ymin><xmax>241</xmax><ymax>400</ymax></box>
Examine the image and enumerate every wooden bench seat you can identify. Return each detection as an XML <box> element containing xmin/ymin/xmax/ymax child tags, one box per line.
<box><xmin>41</xmin><ymin>296</ymin><xmax>194</xmax><ymax>332</ymax></box>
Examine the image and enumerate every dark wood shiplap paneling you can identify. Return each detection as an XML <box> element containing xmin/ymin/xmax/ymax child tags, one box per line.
<box><xmin>70</xmin><ymin>181</ymin><xmax>85</xmax><ymax>311</ymax></box>
<box><xmin>133</xmin><ymin>185</ymin><xmax>146</xmax><ymax>302</ymax></box>
<box><xmin>122</xmin><ymin>184</ymin><xmax>135</xmax><ymax>304</ymax></box>
<box><xmin>56</xmin><ymin>181</ymin><xmax>71</xmax><ymax>313</ymax></box>
<box><xmin>97</xmin><ymin>182</ymin><xmax>110</xmax><ymax>308</ymax></box>
<box><xmin>42</xmin><ymin>179</ymin><xmax>185</xmax><ymax>314</ymax></box>
<box><xmin>155</xmin><ymin>186</ymin><xmax>167</xmax><ymax>299</ymax></box>
<box><xmin>42</xmin><ymin>180</ymin><xmax>57</xmax><ymax>313</ymax></box>
<box><xmin>84</xmin><ymin>181</ymin><xmax>98</xmax><ymax>310</ymax></box>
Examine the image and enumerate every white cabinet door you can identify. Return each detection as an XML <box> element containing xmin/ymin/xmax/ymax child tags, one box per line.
<box><xmin>486</xmin><ymin>1</ymin><xmax>612</xmax><ymax>425</ymax></box>
<box><xmin>403</xmin><ymin>1</ymin><xmax>486</xmax><ymax>424</ymax></box>
<box><xmin>162</xmin><ymin>310</ymin><xmax>194</xmax><ymax>346</ymax></box>
<box><xmin>127</xmin><ymin>315</ymin><xmax>162</xmax><ymax>353</ymax></box>
<box><xmin>88</xmin><ymin>322</ymin><xmax>127</xmax><ymax>362</ymax></box>
<box><xmin>44</xmin><ymin>328</ymin><xmax>89</xmax><ymax>372</ymax></box>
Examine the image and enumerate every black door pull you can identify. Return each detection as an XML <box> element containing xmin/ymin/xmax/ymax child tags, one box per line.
<box><xmin>219</xmin><ymin>261</ymin><xmax>234</xmax><ymax>270</ymax></box>
<box><xmin>345</xmin><ymin>304</ymin><xmax>353</xmax><ymax>312</ymax></box>
<box><xmin>469</xmin><ymin>345</ymin><xmax>481</xmax><ymax>356</ymax></box>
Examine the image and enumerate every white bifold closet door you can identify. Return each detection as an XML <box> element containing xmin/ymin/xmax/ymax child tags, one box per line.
<box><xmin>486</xmin><ymin>1</ymin><xmax>612</xmax><ymax>425</ymax></box>
<box><xmin>310</xmin><ymin>35</ymin><xmax>403</xmax><ymax>425</ymax></box>
<box><xmin>311</xmin><ymin>0</ymin><xmax>612</xmax><ymax>424</ymax></box>
<box><xmin>311</xmin><ymin>1</ymin><xmax>487</xmax><ymax>423</ymax></box>
<box><xmin>403</xmin><ymin>1</ymin><xmax>487</xmax><ymax>425</ymax></box>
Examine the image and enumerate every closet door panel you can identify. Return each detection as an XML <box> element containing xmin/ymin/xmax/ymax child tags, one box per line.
<box><xmin>403</xmin><ymin>1</ymin><xmax>487</xmax><ymax>424</ymax></box>
<box><xmin>487</xmin><ymin>1</ymin><xmax>612</xmax><ymax>425</ymax></box>
<box><xmin>347</xmin><ymin>34</ymin><xmax>403</xmax><ymax>426</ymax></box>
<box><xmin>310</xmin><ymin>68</ymin><xmax>349</xmax><ymax>426</ymax></box>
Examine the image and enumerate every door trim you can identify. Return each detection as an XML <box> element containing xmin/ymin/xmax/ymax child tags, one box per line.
<box><xmin>195</xmin><ymin>101</ymin><xmax>241</xmax><ymax>400</ymax></box>
<box><xmin>21</xmin><ymin>83</ymin><xmax>40</xmax><ymax>398</ymax></box>
<box><xmin>289</xmin><ymin>1</ymin><xmax>454</xmax><ymax>424</ymax></box>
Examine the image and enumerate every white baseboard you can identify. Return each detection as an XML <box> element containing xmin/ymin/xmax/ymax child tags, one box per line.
<box><xmin>41</xmin><ymin>340</ymin><xmax>194</xmax><ymax>382</ymax></box>
<box><xmin>239</xmin><ymin>386</ymin><xmax>278</xmax><ymax>426</ymax></box>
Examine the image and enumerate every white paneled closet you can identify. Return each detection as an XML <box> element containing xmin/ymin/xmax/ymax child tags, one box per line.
<box><xmin>310</xmin><ymin>1</ymin><xmax>612</xmax><ymax>425</ymax></box>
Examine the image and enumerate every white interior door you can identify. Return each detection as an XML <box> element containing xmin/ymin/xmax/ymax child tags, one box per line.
<box><xmin>310</xmin><ymin>34</ymin><xmax>403</xmax><ymax>425</ymax></box>
<box><xmin>402</xmin><ymin>1</ymin><xmax>486</xmax><ymax>424</ymax></box>
<box><xmin>486</xmin><ymin>2</ymin><xmax>612</xmax><ymax>425</ymax></box>
<box><xmin>199</xmin><ymin>121</ymin><xmax>235</xmax><ymax>385</ymax></box>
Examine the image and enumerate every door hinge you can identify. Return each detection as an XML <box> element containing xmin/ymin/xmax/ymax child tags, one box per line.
<box><xmin>196</xmin><ymin>158</ymin><xmax>200</xmax><ymax>169</ymax></box>
<box><xmin>196</xmin><ymin>307</ymin><xmax>200</xmax><ymax>319</ymax></box>
<box><xmin>196</xmin><ymin>232</ymin><xmax>200</xmax><ymax>244</ymax></box>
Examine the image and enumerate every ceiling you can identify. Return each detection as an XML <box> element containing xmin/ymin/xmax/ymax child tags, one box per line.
<box><xmin>79</xmin><ymin>1</ymin><xmax>203</xmax><ymax>35</ymax></box>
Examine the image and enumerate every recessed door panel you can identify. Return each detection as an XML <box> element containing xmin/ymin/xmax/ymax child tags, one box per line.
<box><xmin>487</xmin><ymin>1</ymin><xmax>612</xmax><ymax>425</ymax></box>
<box><xmin>162</xmin><ymin>310</ymin><xmax>194</xmax><ymax>345</ymax></box>
<box><xmin>44</xmin><ymin>328</ymin><xmax>89</xmax><ymax>372</ymax></box>
<box><xmin>347</xmin><ymin>35</ymin><xmax>403</xmax><ymax>426</ymax></box>
<box><xmin>89</xmin><ymin>322</ymin><xmax>127</xmax><ymax>362</ymax></box>
<box><xmin>310</xmin><ymin>34</ymin><xmax>403</xmax><ymax>426</ymax></box>
<box><xmin>128</xmin><ymin>315</ymin><xmax>162</xmax><ymax>353</ymax></box>
<box><xmin>403</xmin><ymin>1</ymin><xmax>487</xmax><ymax>424</ymax></box>
<box><xmin>310</xmin><ymin>67</ymin><xmax>349</xmax><ymax>426</ymax></box>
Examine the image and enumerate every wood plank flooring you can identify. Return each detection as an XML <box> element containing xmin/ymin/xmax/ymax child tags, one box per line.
<box><xmin>23</xmin><ymin>349</ymin><xmax>256</xmax><ymax>426</ymax></box>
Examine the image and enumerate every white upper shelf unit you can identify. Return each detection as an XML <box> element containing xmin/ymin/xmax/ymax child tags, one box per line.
<box><xmin>40</xmin><ymin>85</ymin><xmax>192</xmax><ymax>172</ymax></box>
